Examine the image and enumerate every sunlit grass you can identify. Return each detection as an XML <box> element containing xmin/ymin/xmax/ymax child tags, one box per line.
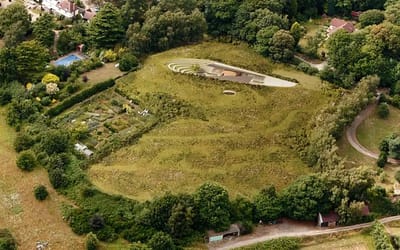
<box><xmin>89</xmin><ymin>42</ymin><xmax>331</xmax><ymax>201</ymax></box>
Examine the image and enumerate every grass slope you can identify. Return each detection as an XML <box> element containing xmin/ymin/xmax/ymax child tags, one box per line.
<box><xmin>88</xmin><ymin>42</ymin><xmax>330</xmax><ymax>201</ymax></box>
<box><xmin>300</xmin><ymin>232</ymin><xmax>374</xmax><ymax>250</ymax></box>
<box><xmin>0</xmin><ymin>108</ymin><xmax>84</xmax><ymax>249</ymax></box>
<box><xmin>357</xmin><ymin>106</ymin><xmax>400</xmax><ymax>152</ymax></box>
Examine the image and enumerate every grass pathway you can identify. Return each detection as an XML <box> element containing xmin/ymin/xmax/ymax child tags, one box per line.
<box><xmin>0</xmin><ymin>108</ymin><xmax>84</xmax><ymax>249</ymax></box>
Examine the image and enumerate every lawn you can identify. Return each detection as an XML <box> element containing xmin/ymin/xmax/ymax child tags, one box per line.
<box><xmin>298</xmin><ymin>18</ymin><xmax>329</xmax><ymax>51</ymax></box>
<box><xmin>0</xmin><ymin>108</ymin><xmax>84</xmax><ymax>249</ymax></box>
<box><xmin>88</xmin><ymin>42</ymin><xmax>332</xmax><ymax>201</ymax></box>
<box><xmin>300</xmin><ymin>232</ymin><xmax>374</xmax><ymax>250</ymax></box>
<box><xmin>84</xmin><ymin>62</ymin><xmax>125</xmax><ymax>84</ymax></box>
<box><xmin>357</xmin><ymin>106</ymin><xmax>400</xmax><ymax>153</ymax></box>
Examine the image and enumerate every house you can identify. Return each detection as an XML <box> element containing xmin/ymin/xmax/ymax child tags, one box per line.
<box><xmin>56</xmin><ymin>0</ymin><xmax>77</xmax><ymax>15</ymax></box>
<box><xmin>74</xmin><ymin>142</ymin><xmax>93</xmax><ymax>157</ymax></box>
<box><xmin>327</xmin><ymin>18</ymin><xmax>355</xmax><ymax>37</ymax></box>
<box><xmin>317</xmin><ymin>211</ymin><xmax>339</xmax><ymax>227</ymax></box>
<box><xmin>351</xmin><ymin>11</ymin><xmax>362</xmax><ymax>20</ymax></box>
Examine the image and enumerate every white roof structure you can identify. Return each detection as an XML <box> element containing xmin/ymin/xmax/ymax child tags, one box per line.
<box><xmin>74</xmin><ymin>143</ymin><xmax>93</xmax><ymax>157</ymax></box>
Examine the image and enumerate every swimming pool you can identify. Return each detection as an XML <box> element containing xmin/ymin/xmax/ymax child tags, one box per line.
<box><xmin>54</xmin><ymin>54</ymin><xmax>83</xmax><ymax>67</ymax></box>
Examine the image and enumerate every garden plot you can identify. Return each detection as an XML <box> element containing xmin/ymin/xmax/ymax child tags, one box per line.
<box><xmin>54</xmin><ymin>89</ymin><xmax>154</xmax><ymax>150</ymax></box>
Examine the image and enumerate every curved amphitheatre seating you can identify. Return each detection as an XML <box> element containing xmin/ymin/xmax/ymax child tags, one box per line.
<box><xmin>167</xmin><ymin>58</ymin><xmax>297</xmax><ymax>88</ymax></box>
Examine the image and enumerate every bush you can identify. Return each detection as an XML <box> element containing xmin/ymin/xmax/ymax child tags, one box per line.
<box><xmin>85</xmin><ymin>232</ymin><xmax>99</xmax><ymax>250</ymax></box>
<box><xmin>0</xmin><ymin>229</ymin><xmax>16</xmax><ymax>250</ymax></box>
<box><xmin>48</xmin><ymin>167</ymin><xmax>69</xmax><ymax>189</ymax></box>
<box><xmin>377</xmin><ymin>152</ymin><xmax>388</xmax><ymax>168</ymax></box>
<box><xmin>47</xmin><ymin>79</ymin><xmax>115</xmax><ymax>117</ymax></box>
<box><xmin>16</xmin><ymin>151</ymin><xmax>37</xmax><ymax>171</ymax></box>
<box><xmin>96</xmin><ymin>225</ymin><xmax>118</xmax><ymax>242</ymax></box>
<box><xmin>40</xmin><ymin>96</ymin><xmax>52</xmax><ymax>106</ymax></box>
<box><xmin>102</xmin><ymin>50</ymin><xmax>117</xmax><ymax>62</ymax></box>
<box><xmin>119</xmin><ymin>53</ymin><xmax>139</xmax><ymax>72</ymax></box>
<box><xmin>395</xmin><ymin>171</ymin><xmax>400</xmax><ymax>183</ymax></box>
<box><xmin>248</xmin><ymin>237</ymin><xmax>299</xmax><ymax>250</ymax></box>
<box><xmin>377</xmin><ymin>103</ymin><xmax>389</xmax><ymax>119</ymax></box>
<box><xmin>147</xmin><ymin>232</ymin><xmax>175</xmax><ymax>250</ymax></box>
<box><xmin>0</xmin><ymin>90</ymin><xmax>12</xmax><ymax>105</ymax></box>
<box><xmin>296</xmin><ymin>62</ymin><xmax>318</xmax><ymax>75</ymax></box>
<box><xmin>42</xmin><ymin>73</ymin><xmax>60</xmax><ymax>84</ymax></box>
<box><xmin>14</xmin><ymin>133</ymin><xmax>34</xmax><ymax>152</ymax></box>
<box><xmin>34</xmin><ymin>185</ymin><xmax>49</xmax><ymax>201</ymax></box>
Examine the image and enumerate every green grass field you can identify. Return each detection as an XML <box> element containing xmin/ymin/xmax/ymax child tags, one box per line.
<box><xmin>357</xmin><ymin>106</ymin><xmax>400</xmax><ymax>153</ymax></box>
<box><xmin>88</xmin><ymin>42</ymin><xmax>332</xmax><ymax>201</ymax></box>
<box><xmin>300</xmin><ymin>232</ymin><xmax>374</xmax><ymax>250</ymax></box>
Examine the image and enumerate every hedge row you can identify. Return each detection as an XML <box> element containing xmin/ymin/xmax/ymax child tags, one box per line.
<box><xmin>46</xmin><ymin>79</ymin><xmax>115</xmax><ymax>117</ymax></box>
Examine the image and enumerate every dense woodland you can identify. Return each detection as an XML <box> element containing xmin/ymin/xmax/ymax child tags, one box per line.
<box><xmin>1</xmin><ymin>0</ymin><xmax>400</xmax><ymax>249</ymax></box>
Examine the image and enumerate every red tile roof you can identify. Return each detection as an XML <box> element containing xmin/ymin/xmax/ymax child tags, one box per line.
<box><xmin>320</xmin><ymin>212</ymin><xmax>339</xmax><ymax>223</ymax></box>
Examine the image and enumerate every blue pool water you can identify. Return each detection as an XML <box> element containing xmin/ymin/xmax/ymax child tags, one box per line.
<box><xmin>54</xmin><ymin>54</ymin><xmax>82</xmax><ymax>67</ymax></box>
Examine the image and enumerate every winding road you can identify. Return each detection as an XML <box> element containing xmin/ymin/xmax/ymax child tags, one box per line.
<box><xmin>345</xmin><ymin>102</ymin><xmax>400</xmax><ymax>164</ymax></box>
<box><xmin>211</xmin><ymin>215</ymin><xmax>400</xmax><ymax>250</ymax></box>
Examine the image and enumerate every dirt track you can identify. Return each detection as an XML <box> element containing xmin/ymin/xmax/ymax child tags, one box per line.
<box><xmin>211</xmin><ymin>216</ymin><xmax>400</xmax><ymax>249</ymax></box>
<box><xmin>345</xmin><ymin>102</ymin><xmax>400</xmax><ymax>164</ymax></box>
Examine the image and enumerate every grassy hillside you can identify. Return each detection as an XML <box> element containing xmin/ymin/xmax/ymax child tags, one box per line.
<box><xmin>0</xmin><ymin>108</ymin><xmax>84</xmax><ymax>249</ymax></box>
<box><xmin>88</xmin><ymin>42</ymin><xmax>332</xmax><ymax>201</ymax></box>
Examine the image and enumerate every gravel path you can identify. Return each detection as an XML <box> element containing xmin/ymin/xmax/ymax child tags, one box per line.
<box><xmin>212</xmin><ymin>215</ymin><xmax>400</xmax><ymax>249</ymax></box>
<box><xmin>345</xmin><ymin>102</ymin><xmax>400</xmax><ymax>164</ymax></box>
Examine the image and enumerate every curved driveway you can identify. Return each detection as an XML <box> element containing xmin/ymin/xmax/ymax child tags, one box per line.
<box><xmin>345</xmin><ymin>102</ymin><xmax>400</xmax><ymax>164</ymax></box>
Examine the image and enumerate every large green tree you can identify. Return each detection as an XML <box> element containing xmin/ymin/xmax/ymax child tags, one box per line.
<box><xmin>281</xmin><ymin>175</ymin><xmax>333</xmax><ymax>220</ymax></box>
<box><xmin>253</xmin><ymin>186</ymin><xmax>283</xmax><ymax>222</ymax></box>
<box><xmin>33</xmin><ymin>13</ymin><xmax>56</xmax><ymax>48</ymax></box>
<box><xmin>88</xmin><ymin>3</ymin><xmax>124</xmax><ymax>48</ymax></box>
<box><xmin>194</xmin><ymin>183</ymin><xmax>231</xmax><ymax>231</ymax></box>
<box><xmin>0</xmin><ymin>3</ymin><xmax>30</xmax><ymax>38</ymax></box>
<box><xmin>269</xmin><ymin>30</ymin><xmax>295</xmax><ymax>62</ymax></box>
<box><xmin>15</xmin><ymin>40</ymin><xmax>49</xmax><ymax>82</ymax></box>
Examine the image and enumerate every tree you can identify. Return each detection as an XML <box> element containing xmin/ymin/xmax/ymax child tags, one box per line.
<box><xmin>119</xmin><ymin>53</ymin><xmax>139</xmax><ymax>71</ymax></box>
<box><xmin>14</xmin><ymin>133</ymin><xmax>35</xmax><ymax>152</ymax></box>
<box><xmin>385</xmin><ymin>2</ymin><xmax>400</xmax><ymax>25</ymax></box>
<box><xmin>0</xmin><ymin>48</ymin><xmax>18</xmax><ymax>84</ymax></box>
<box><xmin>33</xmin><ymin>13</ymin><xmax>56</xmax><ymax>48</ymax></box>
<box><xmin>16</xmin><ymin>151</ymin><xmax>37</xmax><ymax>171</ymax></box>
<box><xmin>15</xmin><ymin>40</ymin><xmax>49</xmax><ymax>82</ymax></box>
<box><xmin>254</xmin><ymin>26</ymin><xmax>279</xmax><ymax>56</ymax></box>
<box><xmin>269</xmin><ymin>30</ymin><xmax>295</xmax><ymax>62</ymax></box>
<box><xmin>203</xmin><ymin>0</ymin><xmax>241</xmax><ymax>37</ymax></box>
<box><xmin>34</xmin><ymin>185</ymin><xmax>49</xmax><ymax>201</ymax></box>
<box><xmin>281</xmin><ymin>174</ymin><xmax>332</xmax><ymax>220</ymax></box>
<box><xmin>7</xmin><ymin>98</ymin><xmax>41</xmax><ymax>126</ymax></box>
<box><xmin>88</xmin><ymin>3</ymin><xmax>124</xmax><ymax>48</ymax></box>
<box><xmin>120</xmin><ymin>0</ymin><xmax>147</xmax><ymax>28</ymax></box>
<box><xmin>48</xmin><ymin>167</ymin><xmax>69</xmax><ymax>189</ymax></box>
<box><xmin>0</xmin><ymin>3</ymin><xmax>30</xmax><ymax>38</ymax></box>
<box><xmin>290</xmin><ymin>22</ymin><xmax>305</xmax><ymax>45</ymax></box>
<box><xmin>147</xmin><ymin>232</ymin><xmax>175</xmax><ymax>250</ymax></box>
<box><xmin>359</xmin><ymin>9</ymin><xmax>385</xmax><ymax>28</ymax></box>
<box><xmin>377</xmin><ymin>103</ymin><xmax>389</xmax><ymax>118</ymax></box>
<box><xmin>253</xmin><ymin>186</ymin><xmax>283</xmax><ymax>223</ymax></box>
<box><xmin>39</xmin><ymin>130</ymin><xmax>71</xmax><ymax>155</ymax></box>
<box><xmin>85</xmin><ymin>232</ymin><xmax>99</xmax><ymax>250</ymax></box>
<box><xmin>3</xmin><ymin>21</ymin><xmax>28</xmax><ymax>47</ymax></box>
<box><xmin>167</xmin><ymin>202</ymin><xmax>194</xmax><ymax>238</ymax></box>
<box><xmin>194</xmin><ymin>182</ymin><xmax>231</xmax><ymax>231</ymax></box>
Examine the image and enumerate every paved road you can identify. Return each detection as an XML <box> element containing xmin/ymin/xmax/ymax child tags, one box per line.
<box><xmin>345</xmin><ymin>102</ymin><xmax>400</xmax><ymax>164</ymax></box>
<box><xmin>212</xmin><ymin>215</ymin><xmax>400</xmax><ymax>250</ymax></box>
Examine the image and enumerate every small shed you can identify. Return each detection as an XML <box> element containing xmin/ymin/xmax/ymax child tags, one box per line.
<box><xmin>394</xmin><ymin>183</ymin><xmax>400</xmax><ymax>196</ymax></box>
<box><xmin>207</xmin><ymin>224</ymin><xmax>240</xmax><ymax>243</ymax></box>
<box><xmin>317</xmin><ymin>212</ymin><xmax>339</xmax><ymax>227</ymax></box>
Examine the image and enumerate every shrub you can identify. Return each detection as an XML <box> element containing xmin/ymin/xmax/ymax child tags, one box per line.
<box><xmin>395</xmin><ymin>171</ymin><xmax>400</xmax><ymax>183</ymax></box>
<box><xmin>40</xmin><ymin>96</ymin><xmax>52</xmax><ymax>106</ymax></box>
<box><xmin>119</xmin><ymin>53</ymin><xmax>139</xmax><ymax>72</ymax></box>
<box><xmin>102</xmin><ymin>50</ymin><xmax>117</xmax><ymax>62</ymax></box>
<box><xmin>34</xmin><ymin>185</ymin><xmax>49</xmax><ymax>201</ymax></box>
<box><xmin>66</xmin><ymin>83</ymin><xmax>80</xmax><ymax>94</ymax></box>
<box><xmin>96</xmin><ymin>225</ymin><xmax>118</xmax><ymax>242</ymax></box>
<box><xmin>296</xmin><ymin>62</ymin><xmax>318</xmax><ymax>75</ymax></box>
<box><xmin>16</xmin><ymin>151</ymin><xmax>37</xmax><ymax>171</ymax></box>
<box><xmin>377</xmin><ymin>103</ymin><xmax>389</xmax><ymax>119</ymax></box>
<box><xmin>248</xmin><ymin>237</ymin><xmax>299</xmax><ymax>250</ymax></box>
<box><xmin>85</xmin><ymin>232</ymin><xmax>99</xmax><ymax>250</ymax></box>
<box><xmin>377</xmin><ymin>152</ymin><xmax>387</xmax><ymax>168</ymax></box>
<box><xmin>147</xmin><ymin>232</ymin><xmax>175</xmax><ymax>250</ymax></box>
<box><xmin>48</xmin><ymin>167</ymin><xmax>69</xmax><ymax>189</ymax></box>
<box><xmin>89</xmin><ymin>214</ymin><xmax>105</xmax><ymax>231</ymax></box>
<box><xmin>42</xmin><ymin>73</ymin><xmax>60</xmax><ymax>84</ymax></box>
<box><xmin>14</xmin><ymin>133</ymin><xmax>34</xmax><ymax>152</ymax></box>
<box><xmin>0</xmin><ymin>90</ymin><xmax>12</xmax><ymax>105</ymax></box>
<box><xmin>0</xmin><ymin>229</ymin><xmax>17</xmax><ymax>250</ymax></box>
<box><xmin>47</xmin><ymin>79</ymin><xmax>115</xmax><ymax>117</ymax></box>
